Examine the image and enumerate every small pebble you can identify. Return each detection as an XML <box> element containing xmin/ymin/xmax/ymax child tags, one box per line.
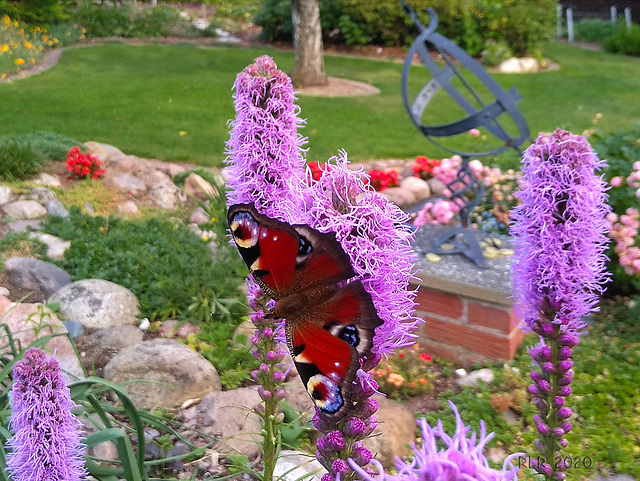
<box><xmin>426</xmin><ymin>253</ymin><xmax>442</xmax><ymax>263</ymax></box>
<box><xmin>440</xmin><ymin>243</ymin><xmax>455</xmax><ymax>251</ymax></box>
<box><xmin>499</xmin><ymin>248</ymin><xmax>514</xmax><ymax>257</ymax></box>
<box><xmin>138</xmin><ymin>318</ymin><xmax>150</xmax><ymax>330</ymax></box>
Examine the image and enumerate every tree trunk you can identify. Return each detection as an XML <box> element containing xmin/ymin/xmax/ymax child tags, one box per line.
<box><xmin>290</xmin><ymin>0</ymin><xmax>328</xmax><ymax>87</ymax></box>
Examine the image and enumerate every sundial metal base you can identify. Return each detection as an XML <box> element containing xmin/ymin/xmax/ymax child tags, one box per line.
<box><xmin>399</xmin><ymin>1</ymin><xmax>531</xmax><ymax>268</ymax></box>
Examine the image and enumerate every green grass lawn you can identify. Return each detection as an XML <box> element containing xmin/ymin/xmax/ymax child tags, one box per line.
<box><xmin>0</xmin><ymin>41</ymin><xmax>639</xmax><ymax>167</ymax></box>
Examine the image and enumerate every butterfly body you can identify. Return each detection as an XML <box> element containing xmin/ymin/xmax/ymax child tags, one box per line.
<box><xmin>228</xmin><ymin>204</ymin><xmax>382</xmax><ymax>422</ymax></box>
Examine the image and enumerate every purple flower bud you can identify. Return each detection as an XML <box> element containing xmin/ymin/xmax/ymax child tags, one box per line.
<box><xmin>556</xmin><ymin>407</ymin><xmax>573</xmax><ymax>420</ymax></box>
<box><xmin>364</xmin><ymin>416</ymin><xmax>378</xmax><ymax>436</ymax></box>
<box><xmin>538</xmin><ymin>379</ymin><xmax>553</xmax><ymax>395</ymax></box>
<box><xmin>556</xmin><ymin>360</ymin><xmax>573</xmax><ymax>373</ymax></box>
<box><xmin>557</xmin><ymin>386</ymin><xmax>572</xmax><ymax>397</ymax></box>
<box><xmin>250</xmin><ymin>371</ymin><xmax>259</xmax><ymax>382</ymax></box>
<box><xmin>552</xmin><ymin>396</ymin><xmax>565</xmax><ymax>409</ymax></box>
<box><xmin>538</xmin><ymin>463</ymin><xmax>553</xmax><ymax>477</ymax></box>
<box><xmin>321</xmin><ymin>474</ymin><xmax>333</xmax><ymax>481</ymax></box>
<box><xmin>533</xmin><ymin>414</ymin><xmax>543</xmax><ymax>425</ymax></box>
<box><xmin>534</xmin><ymin>398</ymin><xmax>549</xmax><ymax>413</ymax></box>
<box><xmin>558</xmin><ymin>371</ymin><xmax>574</xmax><ymax>386</ymax></box>
<box><xmin>252</xmin><ymin>350</ymin><xmax>263</xmax><ymax>361</ymax></box>
<box><xmin>533</xmin><ymin>346</ymin><xmax>553</xmax><ymax>363</ymax></box>
<box><xmin>557</xmin><ymin>334</ymin><xmax>579</xmax><ymax>347</ymax></box>
<box><xmin>534</xmin><ymin>439</ymin><xmax>545</xmax><ymax>454</ymax></box>
<box><xmin>558</xmin><ymin>438</ymin><xmax>569</xmax><ymax>448</ymax></box>
<box><xmin>542</xmin><ymin>362</ymin><xmax>555</xmax><ymax>374</ymax></box>
<box><xmin>559</xmin><ymin>421</ymin><xmax>572</xmax><ymax>433</ymax></box>
<box><xmin>536</xmin><ymin>423</ymin><xmax>550</xmax><ymax>436</ymax></box>
<box><xmin>254</xmin><ymin>404</ymin><xmax>265</xmax><ymax>415</ymax></box>
<box><xmin>251</xmin><ymin>335</ymin><xmax>260</xmax><ymax>345</ymax></box>
<box><xmin>325</xmin><ymin>431</ymin><xmax>346</xmax><ymax>451</ymax></box>
<box><xmin>551</xmin><ymin>427</ymin><xmax>565</xmax><ymax>438</ymax></box>
<box><xmin>557</xmin><ymin>346</ymin><xmax>572</xmax><ymax>360</ymax></box>
<box><xmin>528</xmin><ymin>384</ymin><xmax>542</xmax><ymax>396</ymax></box>
<box><xmin>332</xmin><ymin>459</ymin><xmax>350</xmax><ymax>475</ymax></box>
<box><xmin>352</xmin><ymin>398</ymin><xmax>379</xmax><ymax>419</ymax></box>
<box><xmin>271</xmin><ymin>371</ymin><xmax>285</xmax><ymax>383</ymax></box>
<box><xmin>273</xmin><ymin>388</ymin><xmax>286</xmax><ymax>401</ymax></box>
<box><xmin>539</xmin><ymin>323</ymin><xmax>557</xmax><ymax>339</ymax></box>
<box><xmin>316</xmin><ymin>437</ymin><xmax>328</xmax><ymax>455</ymax></box>
<box><xmin>258</xmin><ymin>387</ymin><xmax>272</xmax><ymax>400</ymax></box>
<box><xmin>350</xmin><ymin>441</ymin><xmax>372</xmax><ymax>466</ymax></box>
<box><xmin>312</xmin><ymin>413</ymin><xmax>331</xmax><ymax>433</ymax></box>
<box><xmin>530</xmin><ymin>371</ymin><xmax>543</xmax><ymax>383</ymax></box>
<box><xmin>266</xmin><ymin>351</ymin><xmax>279</xmax><ymax>363</ymax></box>
<box><xmin>555</xmin><ymin>473</ymin><xmax>567</xmax><ymax>481</ymax></box>
<box><xmin>352</xmin><ymin>379</ymin><xmax>377</xmax><ymax>401</ymax></box>
<box><xmin>344</xmin><ymin>417</ymin><xmax>367</xmax><ymax>438</ymax></box>
<box><xmin>262</xmin><ymin>328</ymin><xmax>273</xmax><ymax>339</ymax></box>
<box><xmin>259</xmin><ymin>363</ymin><xmax>269</xmax><ymax>374</ymax></box>
<box><xmin>361</xmin><ymin>352</ymin><xmax>382</xmax><ymax>371</ymax></box>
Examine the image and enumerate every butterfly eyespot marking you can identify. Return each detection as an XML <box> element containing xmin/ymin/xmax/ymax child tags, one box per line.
<box><xmin>298</xmin><ymin>236</ymin><xmax>312</xmax><ymax>256</ymax></box>
<box><xmin>307</xmin><ymin>374</ymin><xmax>343</xmax><ymax>414</ymax></box>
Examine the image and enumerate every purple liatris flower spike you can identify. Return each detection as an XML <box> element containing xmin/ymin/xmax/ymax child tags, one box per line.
<box><xmin>225</xmin><ymin>55</ymin><xmax>308</xmax><ymax>223</ymax></box>
<box><xmin>348</xmin><ymin>402</ymin><xmax>520</xmax><ymax>481</ymax></box>
<box><xmin>6</xmin><ymin>348</ymin><xmax>87</xmax><ymax>481</ymax></box>
<box><xmin>510</xmin><ymin>130</ymin><xmax>610</xmax><ymax>479</ymax></box>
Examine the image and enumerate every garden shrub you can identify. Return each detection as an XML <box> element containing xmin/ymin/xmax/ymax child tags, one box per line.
<box><xmin>591</xmin><ymin>123</ymin><xmax>640</xmax><ymax>295</ymax></box>
<box><xmin>603</xmin><ymin>23</ymin><xmax>640</xmax><ymax>56</ymax></box>
<box><xmin>0</xmin><ymin>0</ymin><xmax>72</xmax><ymax>25</ymax></box>
<box><xmin>255</xmin><ymin>0</ymin><xmax>556</xmax><ymax>57</ymax></box>
<box><xmin>574</xmin><ymin>18</ymin><xmax>617</xmax><ymax>44</ymax></box>
<box><xmin>0</xmin><ymin>138</ymin><xmax>43</xmax><ymax>181</ymax></box>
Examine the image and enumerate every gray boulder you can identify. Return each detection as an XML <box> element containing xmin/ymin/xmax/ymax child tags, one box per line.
<box><xmin>110</xmin><ymin>174</ymin><xmax>147</xmax><ymax>196</ymax></box>
<box><xmin>103</xmin><ymin>338</ymin><xmax>221</xmax><ymax>409</ymax></box>
<box><xmin>4</xmin><ymin>258</ymin><xmax>71</xmax><ymax>299</ymax></box>
<box><xmin>44</xmin><ymin>199</ymin><xmax>70</xmax><ymax>218</ymax></box>
<box><xmin>48</xmin><ymin>279</ymin><xmax>140</xmax><ymax>330</ymax></box>
<box><xmin>179</xmin><ymin>386</ymin><xmax>261</xmax><ymax>458</ymax></box>
<box><xmin>26</xmin><ymin>187</ymin><xmax>57</xmax><ymax>204</ymax></box>
<box><xmin>0</xmin><ymin>186</ymin><xmax>16</xmax><ymax>205</ymax></box>
<box><xmin>2</xmin><ymin>200</ymin><xmax>48</xmax><ymax>220</ymax></box>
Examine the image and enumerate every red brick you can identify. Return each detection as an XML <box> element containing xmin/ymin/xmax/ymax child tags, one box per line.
<box><xmin>422</xmin><ymin>316</ymin><xmax>520</xmax><ymax>360</ymax></box>
<box><xmin>415</xmin><ymin>287</ymin><xmax>464</xmax><ymax>320</ymax></box>
<box><xmin>467</xmin><ymin>301</ymin><xmax>517</xmax><ymax>334</ymax></box>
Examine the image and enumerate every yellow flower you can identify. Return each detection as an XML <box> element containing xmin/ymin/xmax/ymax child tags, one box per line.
<box><xmin>1</xmin><ymin>73</ymin><xmax>6</xmax><ymax>79</ymax></box>
<box><xmin>179</xmin><ymin>131</ymin><xmax>187</xmax><ymax>136</ymax></box>
<box><xmin>2</xmin><ymin>15</ymin><xmax>11</xmax><ymax>25</ymax></box>
<box><xmin>1</xmin><ymin>45</ymin><xmax>9</xmax><ymax>53</ymax></box>
<box><xmin>14</xmin><ymin>58</ymin><xmax>25</xmax><ymax>65</ymax></box>
<box><xmin>42</xmin><ymin>36</ymin><xmax>49</xmax><ymax>43</ymax></box>
<box><xmin>24</xmin><ymin>41</ymin><xmax>33</xmax><ymax>49</ymax></box>
<box><xmin>29</xmin><ymin>58</ymin><xmax>35</xmax><ymax>64</ymax></box>
<box><xmin>48</xmin><ymin>41</ymin><xmax>53</xmax><ymax>46</ymax></box>
<box><xmin>52</xmin><ymin>38</ymin><xmax>58</xmax><ymax>44</ymax></box>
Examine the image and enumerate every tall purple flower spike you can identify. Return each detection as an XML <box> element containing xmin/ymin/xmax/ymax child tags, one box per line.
<box><xmin>348</xmin><ymin>401</ymin><xmax>520</xmax><ymax>481</ymax></box>
<box><xmin>510</xmin><ymin>130</ymin><xmax>610</xmax><ymax>480</ymax></box>
<box><xmin>6</xmin><ymin>348</ymin><xmax>87</xmax><ymax>481</ymax></box>
<box><xmin>225</xmin><ymin>54</ymin><xmax>308</xmax><ymax>224</ymax></box>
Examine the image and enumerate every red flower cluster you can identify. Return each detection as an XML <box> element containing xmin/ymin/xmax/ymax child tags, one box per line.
<box><xmin>66</xmin><ymin>147</ymin><xmax>105</xmax><ymax>180</ymax></box>
<box><xmin>368</xmin><ymin>169</ymin><xmax>398</xmax><ymax>191</ymax></box>
<box><xmin>412</xmin><ymin>156</ymin><xmax>442</xmax><ymax>181</ymax></box>
<box><xmin>307</xmin><ymin>161</ymin><xmax>325</xmax><ymax>182</ymax></box>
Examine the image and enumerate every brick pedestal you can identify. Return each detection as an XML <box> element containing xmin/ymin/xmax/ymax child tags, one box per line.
<box><xmin>411</xmin><ymin>226</ymin><xmax>529</xmax><ymax>367</ymax></box>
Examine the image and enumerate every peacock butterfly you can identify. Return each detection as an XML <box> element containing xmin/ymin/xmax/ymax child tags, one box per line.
<box><xmin>228</xmin><ymin>203</ymin><xmax>382</xmax><ymax>422</ymax></box>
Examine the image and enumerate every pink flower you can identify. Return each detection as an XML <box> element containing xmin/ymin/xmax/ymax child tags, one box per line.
<box><xmin>610</xmin><ymin>176</ymin><xmax>623</xmax><ymax>187</ymax></box>
<box><xmin>468</xmin><ymin>128</ymin><xmax>480</xmax><ymax>136</ymax></box>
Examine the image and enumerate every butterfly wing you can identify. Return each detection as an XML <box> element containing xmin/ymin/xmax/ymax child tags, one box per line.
<box><xmin>287</xmin><ymin>281</ymin><xmax>382</xmax><ymax>422</ymax></box>
<box><xmin>228</xmin><ymin>204</ymin><xmax>355</xmax><ymax>298</ymax></box>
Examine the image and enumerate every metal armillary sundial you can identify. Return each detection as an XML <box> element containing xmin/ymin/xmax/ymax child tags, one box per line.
<box><xmin>400</xmin><ymin>1</ymin><xmax>531</xmax><ymax>267</ymax></box>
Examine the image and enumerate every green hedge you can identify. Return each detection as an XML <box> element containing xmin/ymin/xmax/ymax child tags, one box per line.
<box><xmin>256</xmin><ymin>0</ymin><xmax>556</xmax><ymax>60</ymax></box>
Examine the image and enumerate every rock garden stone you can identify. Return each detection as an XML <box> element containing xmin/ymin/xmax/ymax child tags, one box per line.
<box><xmin>157</xmin><ymin>320</ymin><xmax>201</xmax><ymax>339</ymax></box>
<box><xmin>0</xmin><ymin>186</ymin><xmax>16</xmax><ymax>205</ymax></box>
<box><xmin>400</xmin><ymin>176</ymin><xmax>431</xmax><ymax>203</ymax></box>
<box><xmin>108</xmin><ymin>155</ymin><xmax>152</xmax><ymax>174</ymax></box>
<box><xmin>32</xmin><ymin>173</ymin><xmax>61</xmax><ymax>187</ymax></box>
<box><xmin>381</xmin><ymin>186</ymin><xmax>418</xmax><ymax>209</ymax></box>
<box><xmin>362</xmin><ymin>395</ymin><xmax>417</xmax><ymax>467</ymax></box>
<box><xmin>84</xmin><ymin>325</ymin><xmax>144</xmax><ymax>364</ymax></box>
<box><xmin>274</xmin><ymin>451</ymin><xmax>324</xmax><ymax>481</ymax></box>
<box><xmin>83</xmin><ymin>141</ymin><xmax>124</xmax><ymax>163</ymax></box>
<box><xmin>5</xmin><ymin>220</ymin><xmax>42</xmax><ymax>233</ymax></box>
<box><xmin>110</xmin><ymin>173</ymin><xmax>147</xmax><ymax>195</ymax></box>
<box><xmin>189</xmin><ymin>206</ymin><xmax>209</xmax><ymax>225</ymax></box>
<box><xmin>179</xmin><ymin>386</ymin><xmax>262</xmax><ymax>458</ymax></box>
<box><xmin>149</xmin><ymin>181</ymin><xmax>185</xmax><ymax>211</ymax></box>
<box><xmin>44</xmin><ymin>199</ymin><xmax>70</xmax><ymax>217</ymax></box>
<box><xmin>4</xmin><ymin>257</ymin><xmax>71</xmax><ymax>299</ymax></box>
<box><xmin>26</xmin><ymin>187</ymin><xmax>57</xmax><ymax>204</ymax></box>
<box><xmin>0</xmin><ymin>297</ymin><xmax>84</xmax><ymax>381</ymax></box>
<box><xmin>427</xmin><ymin>177</ymin><xmax>447</xmax><ymax>197</ymax></box>
<box><xmin>456</xmin><ymin>367</ymin><xmax>495</xmax><ymax>387</ymax></box>
<box><xmin>103</xmin><ymin>338</ymin><xmax>221</xmax><ymax>409</ymax></box>
<box><xmin>28</xmin><ymin>232</ymin><xmax>71</xmax><ymax>260</ymax></box>
<box><xmin>2</xmin><ymin>200</ymin><xmax>48</xmax><ymax>220</ymax></box>
<box><xmin>184</xmin><ymin>173</ymin><xmax>216</xmax><ymax>199</ymax></box>
<box><xmin>116</xmin><ymin>200</ymin><xmax>139</xmax><ymax>216</ymax></box>
<box><xmin>48</xmin><ymin>279</ymin><xmax>140</xmax><ymax>330</ymax></box>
